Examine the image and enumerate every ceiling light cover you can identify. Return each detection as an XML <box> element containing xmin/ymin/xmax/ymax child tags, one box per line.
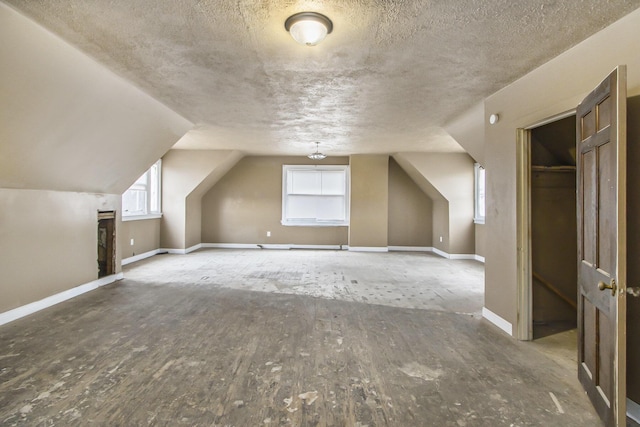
<box><xmin>308</xmin><ymin>142</ymin><xmax>327</xmax><ymax>160</ymax></box>
<box><xmin>285</xmin><ymin>12</ymin><xmax>333</xmax><ymax>46</ymax></box>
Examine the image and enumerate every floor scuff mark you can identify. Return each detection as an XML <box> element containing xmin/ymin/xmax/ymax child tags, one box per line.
<box><xmin>399</xmin><ymin>362</ymin><xmax>444</xmax><ymax>381</ymax></box>
<box><xmin>298</xmin><ymin>391</ymin><xmax>318</xmax><ymax>405</ymax></box>
<box><xmin>19</xmin><ymin>404</ymin><xmax>32</xmax><ymax>416</ymax></box>
<box><xmin>549</xmin><ymin>391</ymin><xmax>565</xmax><ymax>414</ymax></box>
<box><xmin>283</xmin><ymin>397</ymin><xmax>297</xmax><ymax>413</ymax></box>
<box><xmin>0</xmin><ymin>354</ymin><xmax>21</xmax><ymax>360</ymax></box>
<box><xmin>153</xmin><ymin>360</ymin><xmax>176</xmax><ymax>379</ymax></box>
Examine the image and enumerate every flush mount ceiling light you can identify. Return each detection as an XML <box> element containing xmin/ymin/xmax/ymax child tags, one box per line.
<box><xmin>285</xmin><ymin>12</ymin><xmax>333</xmax><ymax>46</ymax></box>
<box><xmin>489</xmin><ymin>113</ymin><xmax>500</xmax><ymax>125</ymax></box>
<box><xmin>308</xmin><ymin>142</ymin><xmax>327</xmax><ymax>160</ymax></box>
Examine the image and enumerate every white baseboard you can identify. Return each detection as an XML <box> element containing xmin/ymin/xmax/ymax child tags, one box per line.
<box><xmin>160</xmin><ymin>243</ymin><xmax>202</xmax><ymax>255</ymax></box>
<box><xmin>628</xmin><ymin>398</ymin><xmax>640</xmax><ymax>424</ymax></box>
<box><xmin>161</xmin><ymin>248</ymin><xmax>187</xmax><ymax>255</ymax></box>
<box><xmin>0</xmin><ymin>272</ymin><xmax>124</xmax><ymax>327</ymax></box>
<box><xmin>122</xmin><ymin>249</ymin><xmax>161</xmax><ymax>266</ymax></box>
<box><xmin>259</xmin><ymin>244</ymin><xmax>292</xmax><ymax>250</ymax></box>
<box><xmin>482</xmin><ymin>307</ymin><xmax>513</xmax><ymax>336</ymax></box>
<box><xmin>202</xmin><ymin>243</ymin><xmax>261</xmax><ymax>249</ymax></box>
<box><xmin>157</xmin><ymin>244</ymin><xmax>484</xmax><ymax>263</ymax></box>
<box><xmin>203</xmin><ymin>243</ymin><xmax>484</xmax><ymax>260</ymax></box>
<box><xmin>449</xmin><ymin>254</ymin><xmax>480</xmax><ymax>260</ymax></box>
<box><xmin>348</xmin><ymin>246</ymin><xmax>389</xmax><ymax>253</ymax></box>
<box><xmin>431</xmin><ymin>247</ymin><xmax>483</xmax><ymax>262</ymax></box>
<box><xmin>290</xmin><ymin>244</ymin><xmax>343</xmax><ymax>250</ymax></box>
<box><xmin>202</xmin><ymin>243</ymin><xmax>344</xmax><ymax>250</ymax></box>
<box><xmin>431</xmin><ymin>247</ymin><xmax>449</xmax><ymax>258</ymax></box>
<box><xmin>388</xmin><ymin>246</ymin><xmax>433</xmax><ymax>252</ymax></box>
<box><xmin>186</xmin><ymin>243</ymin><xmax>202</xmax><ymax>254</ymax></box>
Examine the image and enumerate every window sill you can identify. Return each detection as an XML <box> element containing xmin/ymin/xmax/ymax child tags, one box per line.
<box><xmin>122</xmin><ymin>213</ymin><xmax>163</xmax><ymax>222</ymax></box>
<box><xmin>281</xmin><ymin>221</ymin><xmax>349</xmax><ymax>227</ymax></box>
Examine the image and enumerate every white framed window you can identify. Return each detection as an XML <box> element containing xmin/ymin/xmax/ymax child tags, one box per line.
<box><xmin>122</xmin><ymin>160</ymin><xmax>162</xmax><ymax>220</ymax></box>
<box><xmin>282</xmin><ymin>165</ymin><xmax>349</xmax><ymax>226</ymax></box>
<box><xmin>474</xmin><ymin>163</ymin><xmax>485</xmax><ymax>224</ymax></box>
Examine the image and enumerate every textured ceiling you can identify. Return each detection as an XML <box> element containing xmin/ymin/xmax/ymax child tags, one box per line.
<box><xmin>4</xmin><ymin>0</ymin><xmax>640</xmax><ymax>156</ymax></box>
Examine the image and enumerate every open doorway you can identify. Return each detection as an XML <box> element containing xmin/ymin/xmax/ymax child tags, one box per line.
<box><xmin>517</xmin><ymin>97</ymin><xmax>640</xmax><ymax>424</ymax></box>
<box><xmin>627</xmin><ymin>95</ymin><xmax>640</xmax><ymax>425</ymax></box>
<box><xmin>97</xmin><ymin>211</ymin><xmax>116</xmax><ymax>278</ymax></box>
<box><xmin>530</xmin><ymin>116</ymin><xmax>578</xmax><ymax>339</ymax></box>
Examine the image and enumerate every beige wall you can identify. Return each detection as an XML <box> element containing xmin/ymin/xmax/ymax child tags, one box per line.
<box><xmin>0</xmin><ymin>4</ymin><xmax>190</xmax><ymax>318</ymax></box>
<box><xmin>202</xmin><ymin>156</ymin><xmax>349</xmax><ymax>245</ymax></box>
<box><xmin>119</xmin><ymin>218</ymin><xmax>161</xmax><ymax>259</ymax></box>
<box><xmin>161</xmin><ymin>149</ymin><xmax>242</xmax><ymax>249</ymax></box>
<box><xmin>349</xmin><ymin>155</ymin><xmax>389</xmax><ymax>249</ymax></box>
<box><xmin>394</xmin><ymin>153</ymin><xmax>475</xmax><ymax>254</ymax></box>
<box><xmin>185</xmin><ymin>151</ymin><xmax>244</xmax><ymax>248</ymax></box>
<box><xmin>0</xmin><ymin>4</ymin><xmax>191</xmax><ymax>195</ymax></box>
<box><xmin>0</xmin><ymin>189</ymin><xmax>120</xmax><ymax>313</ymax></box>
<box><xmin>484</xmin><ymin>8</ymin><xmax>640</xmax><ymax>330</ymax></box>
<box><xmin>388</xmin><ymin>158</ymin><xmax>433</xmax><ymax>247</ymax></box>
<box><xmin>431</xmin><ymin>200</ymin><xmax>450</xmax><ymax>253</ymax></box>
<box><xmin>391</xmin><ymin>155</ymin><xmax>449</xmax><ymax>252</ymax></box>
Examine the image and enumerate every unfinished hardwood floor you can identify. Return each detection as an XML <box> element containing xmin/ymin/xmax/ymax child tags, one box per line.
<box><xmin>0</xmin><ymin>250</ymin><xmax>600</xmax><ymax>426</ymax></box>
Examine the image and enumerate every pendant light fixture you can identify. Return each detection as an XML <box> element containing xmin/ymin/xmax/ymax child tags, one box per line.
<box><xmin>308</xmin><ymin>142</ymin><xmax>327</xmax><ymax>160</ymax></box>
<box><xmin>285</xmin><ymin>12</ymin><xmax>333</xmax><ymax>46</ymax></box>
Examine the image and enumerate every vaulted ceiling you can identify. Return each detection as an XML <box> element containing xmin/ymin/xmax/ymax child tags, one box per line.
<box><xmin>4</xmin><ymin>0</ymin><xmax>639</xmax><ymax>156</ymax></box>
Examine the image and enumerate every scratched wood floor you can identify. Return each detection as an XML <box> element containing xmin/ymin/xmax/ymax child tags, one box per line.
<box><xmin>0</xmin><ymin>250</ymin><xmax>601</xmax><ymax>426</ymax></box>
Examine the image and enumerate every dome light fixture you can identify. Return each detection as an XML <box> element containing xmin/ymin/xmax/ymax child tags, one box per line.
<box><xmin>285</xmin><ymin>12</ymin><xmax>333</xmax><ymax>46</ymax></box>
<box><xmin>308</xmin><ymin>142</ymin><xmax>327</xmax><ymax>160</ymax></box>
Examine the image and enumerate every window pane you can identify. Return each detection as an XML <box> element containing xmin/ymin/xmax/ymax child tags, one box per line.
<box><xmin>149</xmin><ymin>162</ymin><xmax>160</xmax><ymax>213</ymax></box>
<box><xmin>289</xmin><ymin>171</ymin><xmax>321</xmax><ymax>194</ymax></box>
<box><xmin>321</xmin><ymin>171</ymin><xmax>345</xmax><ymax>195</ymax></box>
<box><xmin>134</xmin><ymin>172</ymin><xmax>148</xmax><ymax>186</ymax></box>
<box><xmin>478</xmin><ymin>167</ymin><xmax>485</xmax><ymax>217</ymax></box>
<box><xmin>123</xmin><ymin>189</ymin><xmax>147</xmax><ymax>215</ymax></box>
<box><xmin>475</xmin><ymin>164</ymin><xmax>486</xmax><ymax>221</ymax></box>
<box><xmin>149</xmin><ymin>183</ymin><xmax>159</xmax><ymax>212</ymax></box>
<box><xmin>316</xmin><ymin>195</ymin><xmax>345</xmax><ymax>220</ymax></box>
<box><xmin>287</xmin><ymin>195</ymin><xmax>317</xmax><ymax>219</ymax></box>
<box><xmin>122</xmin><ymin>159</ymin><xmax>162</xmax><ymax>217</ymax></box>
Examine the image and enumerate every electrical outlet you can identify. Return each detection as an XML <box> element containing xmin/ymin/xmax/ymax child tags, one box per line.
<box><xmin>267</xmin><ymin>231</ymin><xmax>271</xmax><ymax>237</ymax></box>
<box><xmin>439</xmin><ymin>236</ymin><xmax>443</xmax><ymax>243</ymax></box>
<box><xmin>130</xmin><ymin>238</ymin><xmax>135</xmax><ymax>246</ymax></box>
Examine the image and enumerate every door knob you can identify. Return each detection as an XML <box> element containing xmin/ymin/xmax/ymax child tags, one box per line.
<box><xmin>598</xmin><ymin>279</ymin><xmax>617</xmax><ymax>296</ymax></box>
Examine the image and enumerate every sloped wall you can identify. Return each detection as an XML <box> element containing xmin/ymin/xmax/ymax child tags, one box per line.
<box><xmin>160</xmin><ymin>149</ymin><xmax>243</xmax><ymax>250</ymax></box>
<box><xmin>0</xmin><ymin>4</ymin><xmax>192</xmax><ymax>194</ymax></box>
<box><xmin>394</xmin><ymin>153</ymin><xmax>475</xmax><ymax>255</ymax></box>
<box><xmin>388</xmin><ymin>157</ymin><xmax>433</xmax><ymax>247</ymax></box>
<box><xmin>0</xmin><ymin>4</ymin><xmax>190</xmax><ymax>317</ymax></box>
